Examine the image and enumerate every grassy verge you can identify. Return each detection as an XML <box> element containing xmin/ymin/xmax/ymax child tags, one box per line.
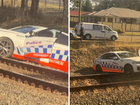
<box><xmin>119</xmin><ymin>32</ymin><xmax>140</xmax><ymax>36</ymax></box>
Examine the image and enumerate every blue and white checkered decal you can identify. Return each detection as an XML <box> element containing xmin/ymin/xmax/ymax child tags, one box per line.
<box><xmin>51</xmin><ymin>50</ymin><xmax>68</xmax><ymax>61</ymax></box>
<box><xmin>14</xmin><ymin>45</ymin><xmax>53</xmax><ymax>55</ymax></box>
<box><xmin>101</xmin><ymin>62</ymin><xmax>124</xmax><ymax>71</ymax></box>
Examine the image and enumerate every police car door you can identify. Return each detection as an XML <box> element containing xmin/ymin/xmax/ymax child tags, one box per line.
<box><xmin>49</xmin><ymin>32</ymin><xmax>68</xmax><ymax>72</ymax></box>
<box><xmin>24</xmin><ymin>29</ymin><xmax>59</xmax><ymax>59</ymax></box>
<box><xmin>100</xmin><ymin>53</ymin><xmax>120</xmax><ymax>72</ymax></box>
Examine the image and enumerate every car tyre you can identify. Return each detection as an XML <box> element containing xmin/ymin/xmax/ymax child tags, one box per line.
<box><xmin>111</xmin><ymin>36</ymin><xmax>116</xmax><ymax>41</ymax></box>
<box><xmin>84</xmin><ymin>34</ymin><xmax>91</xmax><ymax>40</ymax></box>
<box><xmin>96</xmin><ymin>65</ymin><xmax>102</xmax><ymax>73</ymax></box>
<box><xmin>0</xmin><ymin>37</ymin><xmax>14</xmax><ymax>58</ymax></box>
<box><xmin>124</xmin><ymin>64</ymin><xmax>133</xmax><ymax>74</ymax></box>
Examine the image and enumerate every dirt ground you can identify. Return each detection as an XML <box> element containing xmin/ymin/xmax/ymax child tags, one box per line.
<box><xmin>0</xmin><ymin>76</ymin><xmax>68</xmax><ymax>105</ymax></box>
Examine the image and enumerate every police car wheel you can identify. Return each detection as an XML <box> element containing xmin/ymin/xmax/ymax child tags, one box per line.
<box><xmin>124</xmin><ymin>64</ymin><xmax>133</xmax><ymax>74</ymax></box>
<box><xmin>96</xmin><ymin>65</ymin><xmax>102</xmax><ymax>73</ymax></box>
<box><xmin>85</xmin><ymin>34</ymin><xmax>91</xmax><ymax>40</ymax></box>
<box><xmin>111</xmin><ymin>36</ymin><xmax>116</xmax><ymax>41</ymax></box>
<box><xmin>0</xmin><ymin>37</ymin><xmax>14</xmax><ymax>58</ymax></box>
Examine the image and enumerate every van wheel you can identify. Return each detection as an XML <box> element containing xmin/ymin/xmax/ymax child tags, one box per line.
<box><xmin>111</xmin><ymin>36</ymin><xmax>116</xmax><ymax>41</ymax></box>
<box><xmin>124</xmin><ymin>64</ymin><xmax>133</xmax><ymax>74</ymax></box>
<box><xmin>85</xmin><ymin>34</ymin><xmax>91</xmax><ymax>40</ymax></box>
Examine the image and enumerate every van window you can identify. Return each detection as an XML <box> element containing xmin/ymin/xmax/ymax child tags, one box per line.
<box><xmin>55</xmin><ymin>34</ymin><xmax>68</xmax><ymax>46</ymax></box>
<box><xmin>93</xmin><ymin>25</ymin><xmax>102</xmax><ymax>30</ymax></box>
<box><xmin>104</xmin><ymin>26</ymin><xmax>112</xmax><ymax>31</ymax></box>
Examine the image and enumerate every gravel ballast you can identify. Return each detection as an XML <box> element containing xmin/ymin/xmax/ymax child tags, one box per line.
<box><xmin>0</xmin><ymin>76</ymin><xmax>68</xmax><ymax>105</ymax></box>
<box><xmin>71</xmin><ymin>84</ymin><xmax>140</xmax><ymax>105</ymax></box>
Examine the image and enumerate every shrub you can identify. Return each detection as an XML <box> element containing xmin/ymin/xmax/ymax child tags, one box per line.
<box><xmin>117</xmin><ymin>28</ymin><xmax>125</xmax><ymax>33</ymax></box>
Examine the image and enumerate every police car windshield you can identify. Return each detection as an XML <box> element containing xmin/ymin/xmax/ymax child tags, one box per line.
<box><xmin>11</xmin><ymin>27</ymin><xmax>37</xmax><ymax>33</ymax></box>
<box><xmin>117</xmin><ymin>52</ymin><xmax>137</xmax><ymax>58</ymax></box>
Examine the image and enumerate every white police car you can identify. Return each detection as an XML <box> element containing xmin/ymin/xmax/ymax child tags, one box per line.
<box><xmin>93</xmin><ymin>51</ymin><xmax>140</xmax><ymax>74</ymax></box>
<box><xmin>0</xmin><ymin>25</ymin><xmax>68</xmax><ymax>72</ymax></box>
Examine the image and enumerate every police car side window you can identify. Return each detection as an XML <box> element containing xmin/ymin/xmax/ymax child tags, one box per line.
<box><xmin>101</xmin><ymin>54</ymin><xmax>110</xmax><ymax>59</ymax></box>
<box><xmin>55</xmin><ymin>34</ymin><xmax>68</xmax><ymax>46</ymax></box>
<box><xmin>37</xmin><ymin>30</ymin><xmax>54</xmax><ymax>37</ymax></box>
<box><xmin>93</xmin><ymin>25</ymin><xmax>102</xmax><ymax>30</ymax></box>
<box><xmin>108</xmin><ymin>53</ymin><xmax>118</xmax><ymax>59</ymax></box>
<box><xmin>101</xmin><ymin>53</ymin><xmax>118</xmax><ymax>59</ymax></box>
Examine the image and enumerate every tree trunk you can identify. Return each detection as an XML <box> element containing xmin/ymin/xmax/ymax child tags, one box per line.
<box><xmin>11</xmin><ymin>0</ymin><xmax>13</xmax><ymax>7</ymax></box>
<box><xmin>25</xmin><ymin>0</ymin><xmax>28</xmax><ymax>12</ymax></box>
<box><xmin>62</xmin><ymin>0</ymin><xmax>68</xmax><ymax>24</ymax></box>
<box><xmin>21</xmin><ymin>0</ymin><xmax>25</xmax><ymax>11</ymax></box>
<box><xmin>1</xmin><ymin>0</ymin><xmax>4</xmax><ymax>7</ymax></box>
<box><xmin>30</xmin><ymin>0</ymin><xmax>39</xmax><ymax>18</ymax></box>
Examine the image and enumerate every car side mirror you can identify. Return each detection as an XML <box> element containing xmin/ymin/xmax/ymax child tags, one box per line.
<box><xmin>113</xmin><ymin>57</ymin><xmax>119</xmax><ymax>60</ymax></box>
<box><xmin>29</xmin><ymin>30</ymin><xmax>35</xmax><ymax>36</ymax></box>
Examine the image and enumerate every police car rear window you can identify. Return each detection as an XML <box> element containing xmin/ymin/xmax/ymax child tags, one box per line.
<box><xmin>12</xmin><ymin>27</ymin><xmax>37</xmax><ymax>33</ymax></box>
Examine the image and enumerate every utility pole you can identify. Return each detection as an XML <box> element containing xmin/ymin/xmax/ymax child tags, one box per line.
<box><xmin>79</xmin><ymin>0</ymin><xmax>81</xmax><ymax>22</ymax></box>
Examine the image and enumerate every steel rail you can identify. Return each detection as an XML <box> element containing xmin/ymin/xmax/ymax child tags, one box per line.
<box><xmin>0</xmin><ymin>68</ymin><xmax>68</xmax><ymax>95</ymax></box>
<box><xmin>70</xmin><ymin>73</ymin><xmax>122</xmax><ymax>80</ymax></box>
<box><xmin>0</xmin><ymin>57</ymin><xmax>68</xmax><ymax>80</ymax></box>
<box><xmin>70</xmin><ymin>79</ymin><xmax>140</xmax><ymax>92</ymax></box>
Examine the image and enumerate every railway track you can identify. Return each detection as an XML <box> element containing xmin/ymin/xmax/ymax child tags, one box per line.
<box><xmin>0</xmin><ymin>68</ymin><xmax>68</xmax><ymax>95</ymax></box>
<box><xmin>0</xmin><ymin>57</ymin><xmax>68</xmax><ymax>80</ymax></box>
<box><xmin>70</xmin><ymin>73</ymin><xmax>140</xmax><ymax>92</ymax></box>
<box><xmin>0</xmin><ymin>57</ymin><xmax>68</xmax><ymax>95</ymax></box>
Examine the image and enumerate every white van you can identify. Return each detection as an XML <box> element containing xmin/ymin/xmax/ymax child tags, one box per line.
<box><xmin>76</xmin><ymin>22</ymin><xmax>118</xmax><ymax>41</ymax></box>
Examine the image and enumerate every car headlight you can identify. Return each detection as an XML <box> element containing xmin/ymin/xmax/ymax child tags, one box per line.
<box><xmin>133</xmin><ymin>61</ymin><xmax>140</xmax><ymax>64</ymax></box>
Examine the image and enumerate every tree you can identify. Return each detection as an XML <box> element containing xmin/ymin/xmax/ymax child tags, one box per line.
<box><xmin>21</xmin><ymin>0</ymin><xmax>25</xmax><ymax>11</ymax></box>
<box><xmin>62</xmin><ymin>0</ymin><xmax>68</xmax><ymax>24</ymax></box>
<box><xmin>30</xmin><ymin>0</ymin><xmax>39</xmax><ymax>17</ymax></box>
<box><xmin>94</xmin><ymin>0</ymin><xmax>140</xmax><ymax>11</ymax></box>
<box><xmin>82</xmin><ymin>0</ymin><xmax>93</xmax><ymax>12</ymax></box>
<box><xmin>1</xmin><ymin>0</ymin><xmax>4</xmax><ymax>7</ymax></box>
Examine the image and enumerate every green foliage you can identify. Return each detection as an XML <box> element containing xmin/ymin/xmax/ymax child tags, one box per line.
<box><xmin>82</xmin><ymin>0</ymin><xmax>93</xmax><ymax>12</ymax></box>
<box><xmin>117</xmin><ymin>28</ymin><xmax>125</xmax><ymax>33</ymax></box>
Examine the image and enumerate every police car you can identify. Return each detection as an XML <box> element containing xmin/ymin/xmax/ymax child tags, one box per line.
<box><xmin>0</xmin><ymin>25</ymin><xmax>68</xmax><ymax>72</ymax></box>
<box><xmin>93</xmin><ymin>51</ymin><xmax>140</xmax><ymax>74</ymax></box>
